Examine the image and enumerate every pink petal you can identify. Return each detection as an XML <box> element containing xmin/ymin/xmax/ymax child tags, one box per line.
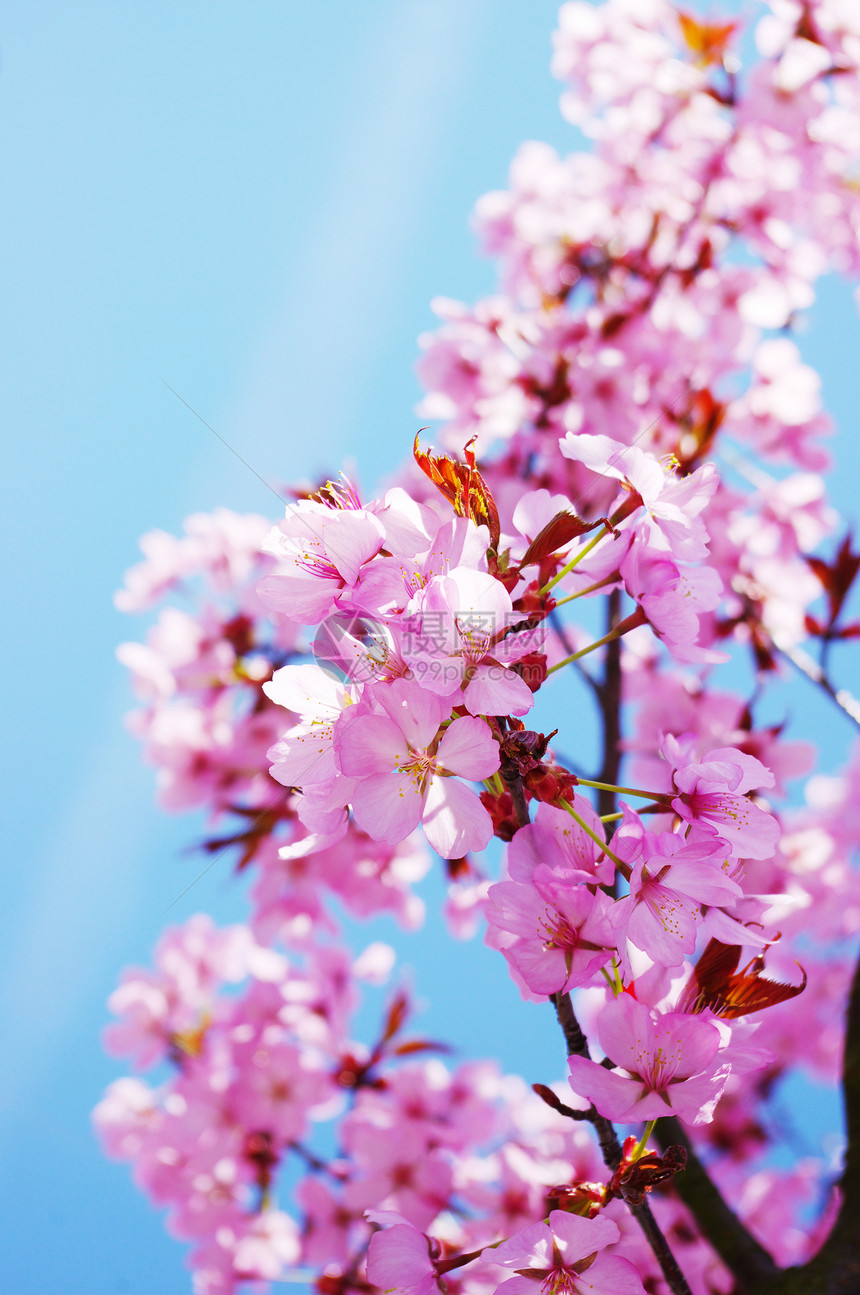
<box><xmin>463</xmin><ymin>664</ymin><xmax>534</xmax><ymax>717</ymax></box>
<box><xmin>705</xmin><ymin>748</ymin><xmax>775</xmax><ymax>793</ymax></box>
<box><xmin>337</xmin><ymin>714</ymin><xmax>406</xmax><ymax>778</ymax></box>
<box><xmin>655</xmin><ymin>1013</ymin><xmax>722</xmax><ymax>1076</ymax></box>
<box><xmin>351</xmin><ymin>771</ymin><xmax>424</xmax><ymax>844</ymax></box>
<box><xmin>582</xmin><ymin>1254</ymin><xmax>649</xmax><ymax>1293</ymax></box>
<box><xmin>318</xmin><ymin>509</ymin><xmax>385</xmax><ymax>585</ymax></box>
<box><xmin>503</xmin><ymin>940</ymin><xmax>571</xmax><ymax>995</ymax></box>
<box><xmin>596</xmin><ymin>996</ymin><xmax>654</xmax><ymax>1073</ymax></box>
<box><xmin>263</xmin><ymin>662</ymin><xmax>344</xmax><ymax>719</ymax></box>
<box><xmin>366</xmin><ymin>1224</ymin><xmax>436</xmax><ymax>1294</ymax></box>
<box><xmin>422</xmin><ymin>777</ymin><xmax>493</xmax><ymax>858</ymax></box>
<box><xmin>568</xmin><ymin>1056</ymin><xmax>643</xmax><ymax>1122</ymax></box>
<box><xmin>436</xmin><ymin>716</ymin><xmax>500</xmax><ymax>779</ymax></box>
<box><xmin>550</xmin><ymin>1210</ymin><xmax>620</xmax><ymax>1262</ymax></box>
<box><xmin>267</xmin><ymin>727</ymin><xmax>337</xmax><ymax>786</ymax></box>
<box><xmin>378</xmin><ymin>679</ymin><xmax>447</xmax><ymax>749</ymax></box>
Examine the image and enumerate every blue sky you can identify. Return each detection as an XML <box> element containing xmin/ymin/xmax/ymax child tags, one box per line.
<box><xmin>2</xmin><ymin>2</ymin><xmax>858</xmax><ymax>1291</ymax></box>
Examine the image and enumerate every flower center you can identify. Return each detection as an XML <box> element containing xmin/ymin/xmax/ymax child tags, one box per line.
<box><xmin>456</xmin><ymin>616</ymin><xmax>493</xmax><ymax>664</ymax></box>
<box><xmin>540</xmin><ymin>1268</ymin><xmax>580</xmax><ymax>1295</ymax></box>
<box><xmin>396</xmin><ymin>750</ymin><xmax>438</xmax><ymax>788</ymax></box>
<box><xmin>538</xmin><ymin>905</ymin><xmax>578</xmax><ymax>952</ymax></box>
<box><xmin>296</xmin><ymin>540</ymin><xmax>341</xmax><ymax>582</ymax></box>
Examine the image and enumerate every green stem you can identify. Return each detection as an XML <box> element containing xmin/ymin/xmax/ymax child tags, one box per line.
<box><xmin>485</xmin><ymin>770</ymin><xmax>505</xmax><ymax>797</ymax></box>
<box><xmin>546</xmin><ymin>608</ymin><xmax>647</xmax><ymax>674</ymax></box>
<box><xmin>558</xmin><ymin>798</ymin><xmax>630</xmax><ymax>878</ymax></box>
<box><xmin>539</xmin><ymin>526</ymin><xmax>611</xmax><ymax>595</ymax></box>
<box><xmin>631</xmin><ymin>1120</ymin><xmax>656</xmax><ymax>1160</ymax></box>
<box><xmin>552</xmin><ymin>574</ymin><xmax>619</xmax><ymax>606</ymax></box>
<box><xmin>576</xmin><ymin>776</ymin><xmax>670</xmax><ymax>803</ymax></box>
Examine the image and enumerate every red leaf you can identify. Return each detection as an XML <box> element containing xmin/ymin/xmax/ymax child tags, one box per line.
<box><xmin>678</xmin><ymin>939</ymin><xmax>806</xmax><ymax>1019</ymax></box>
<box><xmin>380</xmin><ymin>991</ymin><xmax>410</xmax><ymax>1043</ymax></box>
<box><xmin>520</xmin><ymin>511</ymin><xmax>602</xmax><ymax>567</ymax></box>
<box><xmin>391</xmin><ymin>1039</ymin><xmax>453</xmax><ymax>1057</ymax></box>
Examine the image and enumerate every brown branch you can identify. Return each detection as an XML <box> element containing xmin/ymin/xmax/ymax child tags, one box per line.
<box><xmin>595</xmin><ymin>587</ymin><xmax>624</xmax><ymax>824</ymax></box>
<box><xmin>552</xmin><ymin>992</ymin><xmax>693</xmax><ymax>1295</ymax></box>
<box><xmin>501</xmin><ymin>761</ymin><xmax>531</xmax><ymax>830</ymax></box>
<box><xmin>768</xmin><ymin>947</ymin><xmax>860</xmax><ymax>1294</ymax></box>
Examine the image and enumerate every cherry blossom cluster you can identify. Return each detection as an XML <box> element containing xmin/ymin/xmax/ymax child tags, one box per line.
<box><xmin>99</xmin><ymin>2</ymin><xmax>860</xmax><ymax>1293</ymax></box>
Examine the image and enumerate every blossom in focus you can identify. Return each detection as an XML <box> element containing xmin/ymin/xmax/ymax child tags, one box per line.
<box><xmin>263</xmin><ymin>662</ymin><xmax>355</xmax><ymax>787</ymax></box>
<box><xmin>259</xmin><ymin>500</ymin><xmax>386</xmax><ymax>623</ymax></box>
<box><xmin>401</xmin><ymin>567</ymin><xmax>538</xmax><ymax>716</ymax></box>
<box><xmin>568</xmin><ymin>994</ymin><xmax>729</xmax><ymax>1125</ymax></box>
<box><xmin>487</xmin><ymin>878</ymin><xmax>616</xmax><ymax>997</ymax></box>
<box><xmin>335</xmin><ymin>678</ymin><xmax>500</xmax><ymax>857</ymax></box>
<box><xmin>662</xmin><ymin>735</ymin><xmax>780</xmax><ymax>860</ymax></box>
<box><xmin>491</xmin><ymin>1209</ymin><xmax>646</xmax><ymax>1295</ymax></box>
<box><xmin>507</xmin><ymin>799</ymin><xmax>616</xmax><ymax>889</ymax></box>
<box><xmin>610</xmin><ymin>814</ymin><xmax>744</xmax><ymax>966</ymax></box>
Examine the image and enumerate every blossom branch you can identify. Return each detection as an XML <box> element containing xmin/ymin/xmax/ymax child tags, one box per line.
<box><xmin>551</xmin><ymin>991</ymin><xmax>694</xmax><ymax>1295</ymax></box>
<box><xmin>546</xmin><ymin>607</ymin><xmax>647</xmax><ymax>675</ymax></box>
<box><xmin>594</xmin><ymin>587</ymin><xmax>624</xmax><ymax>829</ymax></box>
<box><xmin>781</xmin><ymin>948</ymin><xmax>860</xmax><ymax>1294</ymax></box>
<box><xmin>500</xmin><ymin>758</ymin><xmax>531</xmax><ymax>830</ymax></box>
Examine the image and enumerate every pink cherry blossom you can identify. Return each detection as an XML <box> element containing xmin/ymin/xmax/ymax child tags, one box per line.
<box><xmin>560</xmin><ymin>432</ymin><xmax>717</xmax><ymax>561</ymax></box>
<box><xmin>610</xmin><ymin>817</ymin><xmax>744</xmax><ymax>966</ymax></box>
<box><xmin>507</xmin><ymin>799</ymin><xmax>617</xmax><ymax>888</ymax></box>
<box><xmin>401</xmin><ymin>567</ymin><xmax>538</xmax><ymax>715</ymax></box>
<box><xmin>487</xmin><ymin>879</ymin><xmax>616</xmax><ymax>997</ymax></box>
<box><xmin>100</xmin><ymin>2</ymin><xmax>860</xmax><ymax>1288</ymax></box>
<box><xmin>568</xmin><ymin>995</ymin><xmax>729</xmax><ymax>1125</ymax></box>
<box><xmin>336</xmin><ymin>678</ymin><xmax>499</xmax><ymax>856</ymax></box>
<box><xmin>264</xmin><ymin>662</ymin><xmax>355</xmax><ymax>787</ymax></box>
<box><xmin>662</xmin><ymin>734</ymin><xmax>780</xmax><ymax>860</ymax></box>
<box><xmin>366</xmin><ymin>1218</ymin><xmax>442</xmax><ymax>1295</ymax></box>
<box><xmin>259</xmin><ymin>499</ymin><xmax>386</xmax><ymax>623</ymax></box>
<box><xmin>492</xmin><ymin>1210</ymin><xmax>645</xmax><ymax>1295</ymax></box>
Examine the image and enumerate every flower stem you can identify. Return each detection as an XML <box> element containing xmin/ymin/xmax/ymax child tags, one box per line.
<box><xmin>551</xmin><ymin>574</ymin><xmax>619</xmax><ymax>606</ymax></box>
<box><xmin>631</xmin><ymin>1120</ymin><xmax>657</xmax><ymax>1160</ymax></box>
<box><xmin>546</xmin><ymin>608</ymin><xmax>647</xmax><ymax>674</ymax></box>
<box><xmin>577</xmin><ymin>776</ymin><xmax>669</xmax><ymax>803</ymax></box>
<box><xmin>539</xmin><ymin>526</ymin><xmax>611</xmax><ymax>595</ymax></box>
<box><xmin>558</xmin><ymin>798</ymin><xmax>630</xmax><ymax>879</ymax></box>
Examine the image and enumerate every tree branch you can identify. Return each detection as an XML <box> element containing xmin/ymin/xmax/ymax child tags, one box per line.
<box><xmin>769</xmin><ymin>946</ymin><xmax>860</xmax><ymax>1294</ymax></box>
<box><xmin>551</xmin><ymin>992</ymin><xmax>694</xmax><ymax>1295</ymax></box>
<box><xmin>501</xmin><ymin>760</ymin><xmax>531</xmax><ymax>831</ymax></box>
<box><xmin>548</xmin><ymin>590</ymin><xmax>691</xmax><ymax>1295</ymax></box>
<box><xmin>595</xmin><ymin>587</ymin><xmax>623</xmax><ymax>824</ymax></box>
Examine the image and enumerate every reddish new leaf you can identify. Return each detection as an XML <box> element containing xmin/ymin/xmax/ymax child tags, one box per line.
<box><xmin>519</xmin><ymin>510</ymin><xmax>603</xmax><ymax>567</ymax></box>
<box><xmin>807</xmin><ymin>533</ymin><xmax>860</xmax><ymax>630</ymax></box>
<box><xmin>380</xmin><ymin>990</ymin><xmax>410</xmax><ymax>1043</ymax></box>
<box><xmin>678</xmin><ymin>939</ymin><xmax>806</xmax><ymax>1019</ymax></box>
<box><xmin>391</xmin><ymin>1039</ymin><xmax>454</xmax><ymax>1057</ymax></box>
